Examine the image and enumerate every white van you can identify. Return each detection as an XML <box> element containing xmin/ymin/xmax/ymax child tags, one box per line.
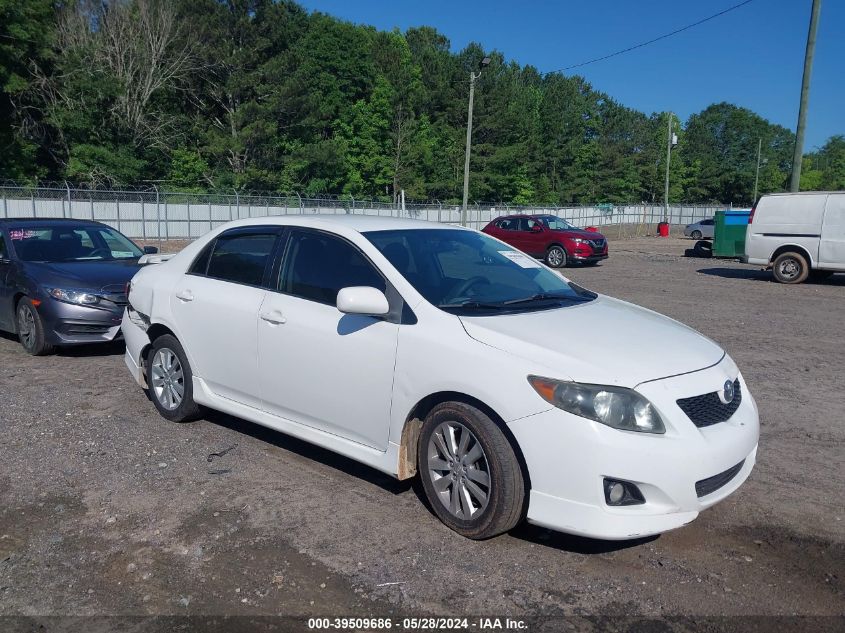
<box><xmin>743</xmin><ymin>192</ymin><xmax>845</xmax><ymax>284</ymax></box>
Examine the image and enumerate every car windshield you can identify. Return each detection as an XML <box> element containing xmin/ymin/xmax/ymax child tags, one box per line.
<box><xmin>9</xmin><ymin>225</ymin><xmax>143</xmax><ymax>262</ymax></box>
<box><xmin>364</xmin><ymin>228</ymin><xmax>596</xmax><ymax>314</ymax></box>
<box><xmin>538</xmin><ymin>216</ymin><xmax>576</xmax><ymax>230</ymax></box>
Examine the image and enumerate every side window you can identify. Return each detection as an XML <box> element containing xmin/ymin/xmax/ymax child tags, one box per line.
<box><xmin>520</xmin><ymin>218</ymin><xmax>539</xmax><ymax>231</ymax></box>
<box><xmin>189</xmin><ymin>241</ymin><xmax>214</xmax><ymax>275</ymax></box>
<box><xmin>498</xmin><ymin>219</ymin><xmax>518</xmax><ymax>231</ymax></box>
<box><xmin>206</xmin><ymin>232</ymin><xmax>277</xmax><ymax>286</ymax></box>
<box><xmin>280</xmin><ymin>230</ymin><xmax>386</xmax><ymax>305</ymax></box>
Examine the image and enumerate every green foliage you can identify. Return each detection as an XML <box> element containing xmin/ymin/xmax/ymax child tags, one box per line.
<box><xmin>1</xmin><ymin>1</ymin><xmax>842</xmax><ymax>202</ymax></box>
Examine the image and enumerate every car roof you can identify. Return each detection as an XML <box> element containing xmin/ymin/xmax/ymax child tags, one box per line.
<box><xmin>210</xmin><ymin>214</ymin><xmax>467</xmax><ymax>233</ymax></box>
<box><xmin>0</xmin><ymin>218</ymin><xmax>109</xmax><ymax>227</ymax></box>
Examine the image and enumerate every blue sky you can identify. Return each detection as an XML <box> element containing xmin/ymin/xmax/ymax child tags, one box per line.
<box><xmin>297</xmin><ymin>0</ymin><xmax>842</xmax><ymax>150</ymax></box>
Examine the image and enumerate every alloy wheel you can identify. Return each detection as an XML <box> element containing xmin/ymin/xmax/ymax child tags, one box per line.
<box><xmin>17</xmin><ymin>305</ymin><xmax>36</xmax><ymax>350</ymax></box>
<box><xmin>547</xmin><ymin>247</ymin><xmax>564</xmax><ymax>267</ymax></box>
<box><xmin>151</xmin><ymin>348</ymin><xmax>185</xmax><ymax>410</ymax></box>
<box><xmin>426</xmin><ymin>421</ymin><xmax>491</xmax><ymax>520</ymax></box>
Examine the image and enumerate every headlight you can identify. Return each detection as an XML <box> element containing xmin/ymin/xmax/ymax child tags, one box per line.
<box><xmin>528</xmin><ymin>375</ymin><xmax>665</xmax><ymax>434</ymax></box>
<box><xmin>46</xmin><ymin>288</ymin><xmax>100</xmax><ymax>305</ymax></box>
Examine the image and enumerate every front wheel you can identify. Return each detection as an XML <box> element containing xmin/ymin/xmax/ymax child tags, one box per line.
<box><xmin>147</xmin><ymin>334</ymin><xmax>202</xmax><ymax>422</ymax></box>
<box><xmin>418</xmin><ymin>402</ymin><xmax>525</xmax><ymax>539</ymax></box>
<box><xmin>772</xmin><ymin>251</ymin><xmax>809</xmax><ymax>284</ymax></box>
<box><xmin>690</xmin><ymin>230</ymin><xmax>702</xmax><ymax>240</ymax></box>
<box><xmin>545</xmin><ymin>245</ymin><xmax>567</xmax><ymax>268</ymax></box>
<box><xmin>16</xmin><ymin>298</ymin><xmax>54</xmax><ymax>356</ymax></box>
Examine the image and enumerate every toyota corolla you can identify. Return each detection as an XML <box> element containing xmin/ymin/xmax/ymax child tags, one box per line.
<box><xmin>122</xmin><ymin>216</ymin><xmax>758</xmax><ymax>540</ymax></box>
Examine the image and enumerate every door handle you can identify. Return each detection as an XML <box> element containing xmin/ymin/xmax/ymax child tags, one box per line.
<box><xmin>260</xmin><ymin>310</ymin><xmax>286</xmax><ymax>325</ymax></box>
<box><xmin>176</xmin><ymin>290</ymin><xmax>194</xmax><ymax>302</ymax></box>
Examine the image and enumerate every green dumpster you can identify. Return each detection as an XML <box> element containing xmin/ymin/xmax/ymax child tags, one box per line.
<box><xmin>712</xmin><ymin>209</ymin><xmax>751</xmax><ymax>258</ymax></box>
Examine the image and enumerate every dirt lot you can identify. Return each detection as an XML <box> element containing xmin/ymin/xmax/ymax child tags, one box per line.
<box><xmin>1</xmin><ymin>235</ymin><xmax>843</xmax><ymax>627</ymax></box>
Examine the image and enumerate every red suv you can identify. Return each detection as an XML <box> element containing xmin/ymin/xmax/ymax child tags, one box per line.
<box><xmin>482</xmin><ymin>214</ymin><xmax>609</xmax><ymax>268</ymax></box>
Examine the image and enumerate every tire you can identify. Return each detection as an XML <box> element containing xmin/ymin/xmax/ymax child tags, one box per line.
<box><xmin>690</xmin><ymin>230</ymin><xmax>702</xmax><ymax>240</ymax></box>
<box><xmin>772</xmin><ymin>251</ymin><xmax>809</xmax><ymax>284</ymax></box>
<box><xmin>693</xmin><ymin>240</ymin><xmax>712</xmax><ymax>258</ymax></box>
<box><xmin>146</xmin><ymin>334</ymin><xmax>202</xmax><ymax>422</ymax></box>
<box><xmin>545</xmin><ymin>245</ymin><xmax>567</xmax><ymax>268</ymax></box>
<box><xmin>16</xmin><ymin>297</ymin><xmax>54</xmax><ymax>356</ymax></box>
<box><xmin>417</xmin><ymin>401</ymin><xmax>525</xmax><ymax>540</ymax></box>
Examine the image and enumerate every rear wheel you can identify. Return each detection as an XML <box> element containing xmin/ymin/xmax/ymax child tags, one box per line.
<box><xmin>545</xmin><ymin>245</ymin><xmax>566</xmax><ymax>268</ymax></box>
<box><xmin>418</xmin><ymin>402</ymin><xmax>524</xmax><ymax>539</ymax></box>
<box><xmin>147</xmin><ymin>334</ymin><xmax>202</xmax><ymax>422</ymax></box>
<box><xmin>772</xmin><ymin>251</ymin><xmax>809</xmax><ymax>284</ymax></box>
<box><xmin>16</xmin><ymin>298</ymin><xmax>54</xmax><ymax>356</ymax></box>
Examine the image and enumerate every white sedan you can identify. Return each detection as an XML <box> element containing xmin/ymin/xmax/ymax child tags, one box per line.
<box><xmin>122</xmin><ymin>216</ymin><xmax>758</xmax><ymax>540</ymax></box>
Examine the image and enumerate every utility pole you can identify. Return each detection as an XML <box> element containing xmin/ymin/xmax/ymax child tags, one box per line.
<box><xmin>461</xmin><ymin>57</ymin><xmax>490</xmax><ymax>227</ymax></box>
<box><xmin>753</xmin><ymin>137</ymin><xmax>762</xmax><ymax>204</ymax></box>
<box><xmin>663</xmin><ymin>112</ymin><xmax>674</xmax><ymax>222</ymax></box>
<box><xmin>790</xmin><ymin>0</ymin><xmax>822</xmax><ymax>192</ymax></box>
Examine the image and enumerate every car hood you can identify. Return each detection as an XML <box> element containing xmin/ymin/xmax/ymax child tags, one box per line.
<box><xmin>554</xmin><ymin>229</ymin><xmax>606</xmax><ymax>240</ymax></box>
<box><xmin>24</xmin><ymin>260</ymin><xmax>141</xmax><ymax>292</ymax></box>
<box><xmin>459</xmin><ymin>296</ymin><xmax>724</xmax><ymax>387</ymax></box>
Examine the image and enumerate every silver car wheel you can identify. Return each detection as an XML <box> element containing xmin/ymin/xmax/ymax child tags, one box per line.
<box><xmin>151</xmin><ymin>347</ymin><xmax>185</xmax><ymax>410</ymax></box>
<box><xmin>427</xmin><ymin>421</ymin><xmax>491</xmax><ymax>520</ymax></box>
<box><xmin>17</xmin><ymin>304</ymin><xmax>36</xmax><ymax>350</ymax></box>
<box><xmin>776</xmin><ymin>257</ymin><xmax>800</xmax><ymax>281</ymax></box>
<box><xmin>547</xmin><ymin>247</ymin><xmax>564</xmax><ymax>267</ymax></box>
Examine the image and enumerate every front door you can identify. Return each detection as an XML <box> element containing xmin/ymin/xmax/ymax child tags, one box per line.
<box><xmin>257</xmin><ymin>228</ymin><xmax>399</xmax><ymax>450</ymax></box>
<box><xmin>0</xmin><ymin>232</ymin><xmax>14</xmax><ymax>331</ymax></box>
<box><xmin>171</xmin><ymin>227</ymin><xmax>281</xmax><ymax>409</ymax></box>
<box><xmin>819</xmin><ymin>195</ymin><xmax>845</xmax><ymax>268</ymax></box>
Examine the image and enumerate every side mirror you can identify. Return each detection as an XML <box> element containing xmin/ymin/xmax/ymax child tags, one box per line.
<box><xmin>530</xmin><ymin>224</ymin><xmax>543</xmax><ymax>233</ymax></box>
<box><xmin>143</xmin><ymin>245</ymin><xmax>159</xmax><ymax>254</ymax></box>
<box><xmin>336</xmin><ymin>286</ymin><xmax>389</xmax><ymax>316</ymax></box>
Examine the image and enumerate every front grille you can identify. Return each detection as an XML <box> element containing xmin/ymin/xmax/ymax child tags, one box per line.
<box><xmin>589</xmin><ymin>239</ymin><xmax>606</xmax><ymax>249</ymax></box>
<box><xmin>696</xmin><ymin>460</ymin><xmax>745</xmax><ymax>498</ymax></box>
<box><xmin>676</xmin><ymin>378</ymin><xmax>741</xmax><ymax>428</ymax></box>
<box><xmin>65</xmin><ymin>323</ymin><xmax>111</xmax><ymax>335</ymax></box>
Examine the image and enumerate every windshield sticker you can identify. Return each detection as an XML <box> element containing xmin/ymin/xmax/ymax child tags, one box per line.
<box><xmin>111</xmin><ymin>251</ymin><xmax>135</xmax><ymax>258</ymax></box>
<box><xmin>9</xmin><ymin>230</ymin><xmax>39</xmax><ymax>240</ymax></box>
<box><xmin>498</xmin><ymin>250</ymin><xmax>542</xmax><ymax>269</ymax></box>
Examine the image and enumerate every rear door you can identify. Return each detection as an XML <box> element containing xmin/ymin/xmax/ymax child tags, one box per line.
<box><xmin>170</xmin><ymin>227</ymin><xmax>282</xmax><ymax>409</ymax></box>
<box><xmin>819</xmin><ymin>194</ymin><xmax>845</xmax><ymax>269</ymax></box>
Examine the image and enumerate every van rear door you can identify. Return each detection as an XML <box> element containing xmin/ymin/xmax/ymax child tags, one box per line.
<box><xmin>819</xmin><ymin>194</ymin><xmax>845</xmax><ymax>270</ymax></box>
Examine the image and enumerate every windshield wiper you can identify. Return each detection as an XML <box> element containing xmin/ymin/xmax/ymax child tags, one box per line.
<box><xmin>501</xmin><ymin>292</ymin><xmax>592</xmax><ymax>305</ymax></box>
<box><xmin>438</xmin><ymin>300</ymin><xmax>509</xmax><ymax>310</ymax></box>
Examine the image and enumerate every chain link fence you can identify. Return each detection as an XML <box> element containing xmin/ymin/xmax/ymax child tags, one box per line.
<box><xmin>0</xmin><ymin>182</ymin><xmax>729</xmax><ymax>241</ymax></box>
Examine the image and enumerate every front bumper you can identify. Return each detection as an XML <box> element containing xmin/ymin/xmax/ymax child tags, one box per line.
<box><xmin>570</xmin><ymin>252</ymin><xmax>608</xmax><ymax>263</ymax></box>
<box><xmin>38</xmin><ymin>298</ymin><xmax>124</xmax><ymax>345</ymax></box>
<box><xmin>508</xmin><ymin>358</ymin><xmax>759</xmax><ymax>540</ymax></box>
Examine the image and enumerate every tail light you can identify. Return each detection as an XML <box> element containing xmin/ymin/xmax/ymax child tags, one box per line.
<box><xmin>748</xmin><ymin>206</ymin><xmax>756</xmax><ymax>224</ymax></box>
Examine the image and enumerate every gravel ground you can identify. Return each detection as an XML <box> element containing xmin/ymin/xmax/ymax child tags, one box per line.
<box><xmin>0</xmin><ymin>235</ymin><xmax>843</xmax><ymax>625</ymax></box>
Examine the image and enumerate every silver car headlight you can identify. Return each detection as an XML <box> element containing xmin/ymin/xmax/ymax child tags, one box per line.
<box><xmin>46</xmin><ymin>287</ymin><xmax>101</xmax><ymax>306</ymax></box>
<box><xmin>528</xmin><ymin>375</ymin><xmax>665</xmax><ymax>434</ymax></box>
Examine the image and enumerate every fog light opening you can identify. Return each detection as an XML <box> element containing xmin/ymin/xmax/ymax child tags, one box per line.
<box><xmin>603</xmin><ymin>478</ymin><xmax>645</xmax><ymax>506</ymax></box>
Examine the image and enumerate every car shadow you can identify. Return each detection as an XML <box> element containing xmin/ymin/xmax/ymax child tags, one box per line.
<box><xmin>0</xmin><ymin>330</ymin><xmax>126</xmax><ymax>357</ymax></box>
<box><xmin>199</xmin><ymin>408</ymin><xmax>413</xmax><ymax>496</ymax></box>
<box><xmin>697</xmin><ymin>267</ymin><xmax>845</xmax><ymax>285</ymax></box>
<box><xmin>509</xmin><ymin>522</ymin><xmax>658</xmax><ymax>554</ymax></box>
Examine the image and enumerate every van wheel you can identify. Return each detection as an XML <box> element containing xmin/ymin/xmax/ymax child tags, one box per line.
<box><xmin>147</xmin><ymin>334</ymin><xmax>202</xmax><ymax>422</ymax></box>
<box><xmin>545</xmin><ymin>245</ymin><xmax>566</xmax><ymax>268</ymax></box>
<box><xmin>772</xmin><ymin>252</ymin><xmax>809</xmax><ymax>284</ymax></box>
<box><xmin>418</xmin><ymin>402</ymin><xmax>524</xmax><ymax>540</ymax></box>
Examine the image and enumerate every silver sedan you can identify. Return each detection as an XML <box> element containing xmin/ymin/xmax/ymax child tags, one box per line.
<box><xmin>684</xmin><ymin>218</ymin><xmax>714</xmax><ymax>240</ymax></box>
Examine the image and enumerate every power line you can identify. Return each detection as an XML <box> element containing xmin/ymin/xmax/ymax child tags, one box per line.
<box><xmin>547</xmin><ymin>0</ymin><xmax>756</xmax><ymax>73</ymax></box>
